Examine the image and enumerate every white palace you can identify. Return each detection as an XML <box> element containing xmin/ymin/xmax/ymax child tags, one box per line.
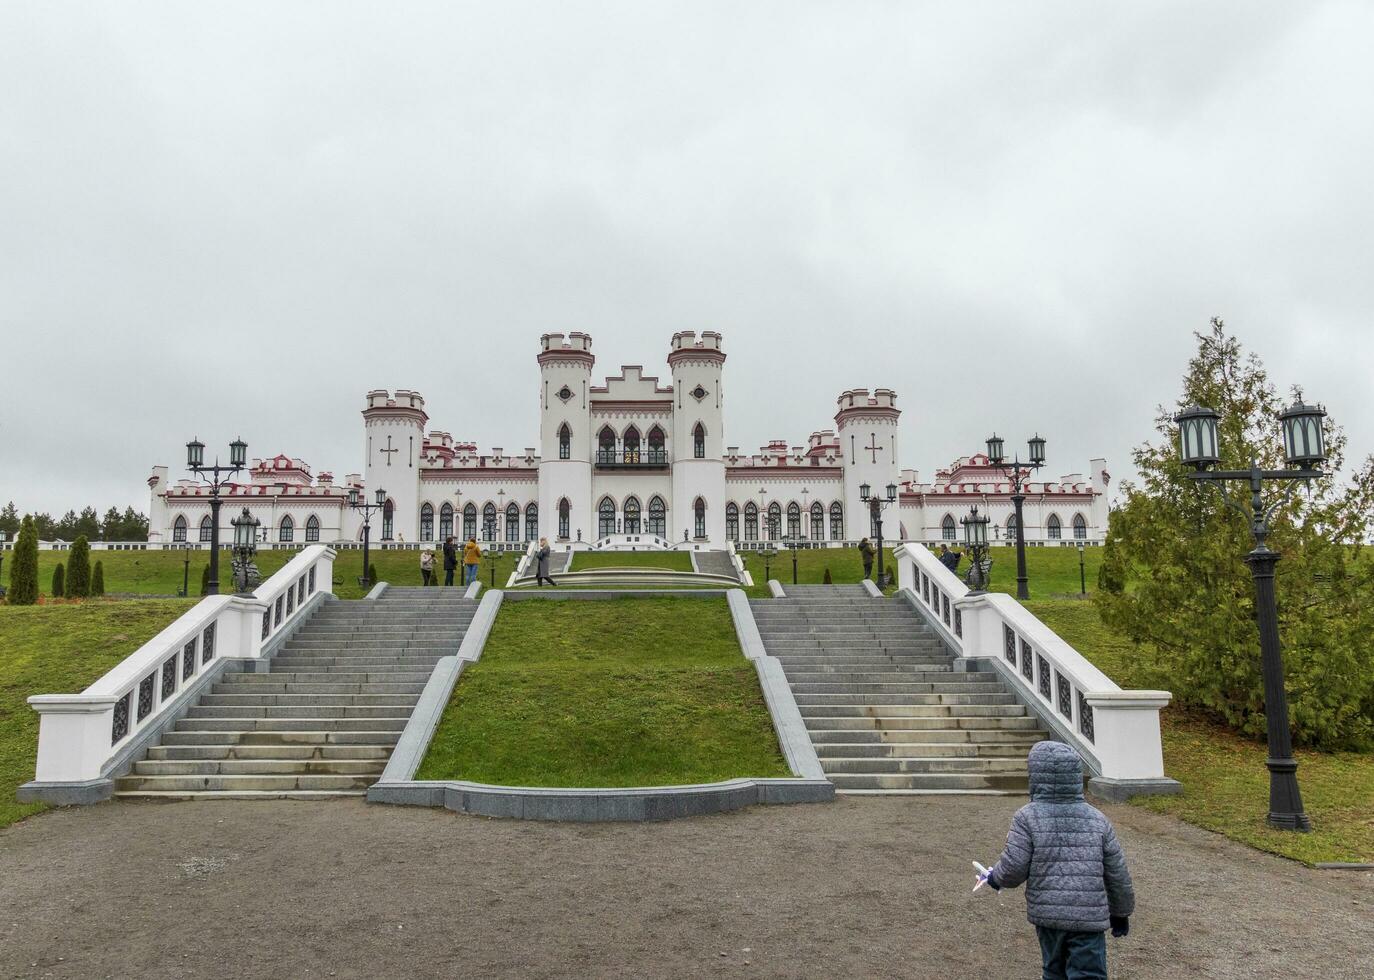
<box><xmin>148</xmin><ymin>332</ymin><xmax>1109</xmax><ymax>550</ymax></box>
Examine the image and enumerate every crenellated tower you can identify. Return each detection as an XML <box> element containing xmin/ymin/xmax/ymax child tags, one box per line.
<box><xmin>362</xmin><ymin>389</ymin><xmax>427</xmax><ymax>541</ymax></box>
<box><xmin>835</xmin><ymin>388</ymin><xmax>901</xmax><ymax>541</ymax></box>
<box><xmin>668</xmin><ymin>331</ymin><xmax>727</xmax><ymax>542</ymax></box>
<box><xmin>537</xmin><ymin>332</ymin><xmax>595</xmax><ymax>541</ymax></box>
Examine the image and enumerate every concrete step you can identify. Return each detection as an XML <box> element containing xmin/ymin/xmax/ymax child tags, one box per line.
<box><xmin>821</xmin><ymin>757</ymin><xmax>1030</xmax><ymax>774</ymax></box>
<box><xmin>200</xmin><ymin>693</ymin><xmax>419</xmax><ymax>707</ymax></box>
<box><xmin>114</xmin><ymin>773</ymin><xmax>378</xmax><ymax>793</ymax></box>
<box><xmin>783</xmin><ymin>670</ymin><xmax>977</xmax><ymax>683</ymax></box>
<box><xmin>803</xmin><ymin>716</ymin><xmax>1043</xmax><ymax>732</ymax></box>
<box><xmin>132</xmin><ymin>758</ymin><xmax>387</xmax><ymax>776</ymax></box>
<box><xmin>799</xmin><ymin>704</ymin><xmax>1028</xmax><ymax>718</ymax></box>
<box><xmin>112</xmin><ymin>789</ymin><xmax>370</xmax><ymax>800</ymax></box>
<box><xmin>788</xmin><ymin>682</ymin><xmax>1004</xmax><ymax>695</ymax></box>
<box><xmin>826</xmin><ymin>773</ymin><xmax>1031</xmax><ymax>792</ymax></box>
<box><xmin>270</xmin><ymin>656</ymin><xmax>445</xmax><ymax>668</ymax></box>
<box><xmin>220</xmin><ymin>671</ymin><xmax>433</xmax><ymax>684</ymax></box>
<box><xmin>814</xmin><ymin>742</ymin><xmax>1037</xmax><ymax>759</ymax></box>
<box><xmin>793</xmin><ymin>692</ymin><xmax>1019</xmax><ymax>706</ymax></box>
<box><xmin>160</xmin><ymin>730</ymin><xmax>401</xmax><ymax>746</ymax></box>
<box><xmin>808</xmin><ymin>728</ymin><xmax>1045</xmax><ymax>744</ymax></box>
<box><xmin>213</xmin><ymin>682</ymin><xmax>428</xmax><ymax>696</ymax></box>
<box><xmin>147</xmin><ymin>744</ymin><xmax>393</xmax><ymax>761</ymax></box>
<box><xmin>185</xmin><ymin>705</ymin><xmax>418</xmax><ymax>720</ymax></box>
<box><xmin>774</xmin><ymin>660</ymin><xmax>953</xmax><ymax>671</ymax></box>
<box><xmin>174</xmin><ymin>717</ymin><xmax>411</xmax><ymax>732</ymax></box>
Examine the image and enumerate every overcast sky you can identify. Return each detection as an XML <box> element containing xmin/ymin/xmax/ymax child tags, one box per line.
<box><xmin>2</xmin><ymin>1</ymin><xmax>1370</xmax><ymax>519</ymax></box>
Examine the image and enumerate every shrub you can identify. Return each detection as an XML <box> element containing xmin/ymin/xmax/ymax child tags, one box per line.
<box><xmin>51</xmin><ymin>563</ymin><xmax>65</xmax><ymax>598</ymax></box>
<box><xmin>200</xmin><ymin>564</ymin><xmax>211</xmax><ymax>596</ymax></box>
<box><xmin>7</xmin><ymin>515</ymin><xmax>39</xmax><ymax>605</ymax></box>
<box><xmin>823</xmin><ymin>567</ymin><xmax>833</xmax><ymax>584</ymax></box>
<box><xmin>368</xmin><ymin>563</ymin><xmax>378</xmax><ymax>586</ymax></box>
<box><xmin>91</xmin><ymin>560</ymin><xmax>105</xmax><ymax>596</ymax></box>
<box><xmin>65</xmin><ymin>535</ymin><xmax>91</xmax><ymax>597</ymax></box>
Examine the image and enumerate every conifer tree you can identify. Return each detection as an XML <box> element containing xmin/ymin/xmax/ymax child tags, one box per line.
<box><xmin>65</xmin><ymin>535</ymin><xmax>91</xmax><ymax>597</ymax></box>
<box><xmin>7</xmin><ymin>515</ymin><xmax>39</xmax><ymax>605</ymax></box>
<box><xmin>200</xmin><ymin>564</ymin><xmax>211</xmax><ymax>596</ymax></box>
<box><xmin>368</xmin><ymin>563</ymin><xmax>378</xmax><ymax>587</ymax></box>
<box><xmin>51</xmin><ymin>563</ymin><xmax>65</xmax><ymax>599</ymax></box>
<box><xmin>0</xmin><ymin>501</ymin><xmax>19</xmax><ymax>538</ymax></box>
<box><xmin>91</xmin><ymin>560</ymin><xmax>105</xmax><ymax>597</ymax></box>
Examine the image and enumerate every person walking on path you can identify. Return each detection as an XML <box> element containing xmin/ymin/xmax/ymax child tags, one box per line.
<box><xmin>463</xmin><ymin>537</ymin><xmax>482</xmax><ymax>586</ymax></box>
<box><xmin>420</xmin><ymin>548</ymin><xmax>435</xmax><ymax>587</ymax></box>
<box><xmin>859</xmin><ymin>537</ymin><xmax>875</xmax><ymax>580</ymax></box>
<box><xmin>939</xmin><ymin>543</ymin><xmax>963</xmax><ymax>575</ymax></box>
<box><xmin>976</xmin><ymin>741</ymin><xmax>1135</xmax><ymax>979</ymax></box>
<box><xmin>442</xmin><ymin>536</ymin><xmax>458</xmax><ymax>587</ymax></box>
<box><xmin>534</xmin><ymin>537</ymin><xmax>557</xmax><ymax>587</ymax></box>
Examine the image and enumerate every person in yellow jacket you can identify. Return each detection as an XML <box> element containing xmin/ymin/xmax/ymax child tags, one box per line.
<box><xmin>463</xmin><ymin>538</ymin><xmax>482</xmax><ymax>586</ymax></box>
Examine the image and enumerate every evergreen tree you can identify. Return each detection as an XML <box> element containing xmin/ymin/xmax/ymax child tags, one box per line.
<box><xmin>1097</xmin><ymin>319</ymin><xmax>1374</xmax><ymax>749</ymax></box>
<box><xmin>91</xmin><ymin>560</ymin><xmax>105</xmax><ymax>597</ymax></box>
<box><xmin>200</xmin><ymin>564</ymin><xmax>211</xmax><ymax>596</ymax></box>
<box><xmin>822</xmin><ymin>567</ymin><xmax>833</xmax><ymax>584</ymax></box>
<box><xmin>102</xmin><ymin>507</ymin><xmax>122</xmax><ymax>541</ymax></box>
<box><xmin>55</xmin><ymin>510</ymin><xmax>79</xmax><ymax>541</ymax></box>
<box><xmin>368</xmin><ymin>563</ymin><xmax>378</xmax><ymax>587</ymax></box>
<box><xmin>32</xmin><ymin>512</ymin><xmax>56</xmax><ymax>540</ymax></box>
<box><xmin>65</xmin><ymin>535</ymin><xmax>91</xmax><ymax>597</ymax></box>
<box><xmin>51</xmin><ymin>563</ymin><xmax>65</xmax><ymax>599</ymax></box>
<box><xmin>0</xmin><ymin>501</ymin><xmax>19</xmax><ymax>537</ymax></box>
<box><xmin>7</xmin><ymin>515</ymin><xmax>39</xmax><ymax>605</ymax></box>
<box><xmin>121</xmin><ymin>507</ymin><xmax>149</xmax><ymax>541</ymax></box>
<box><xmin>75</xmin><ymin>507</ymin><xmax>101</xmax><ymax>540</ymax></box>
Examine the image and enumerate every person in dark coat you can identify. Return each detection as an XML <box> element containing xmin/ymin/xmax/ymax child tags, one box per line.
<box><xmin>939</xmin><ymin>544</ymin><xmax>962</xmax><ymax>574</ymax></box>
<box><xmin>535</xmin><ymin>537</ymin><xmax>557</xmax><ymax>587</ymax></box>
<box><xmin>858</xmin><ymin>537</ymin><xmax>875</xmax><ymax>579</ymax></box>
<box><xmin>442</xmin><ymin>536</ymin><xmax>457</xmax><ymax>587</ymax></box>
<box><xmin>979</xmin><ymin>741</ymin><xmax>1135</xmax><ymax>979</ymax></box>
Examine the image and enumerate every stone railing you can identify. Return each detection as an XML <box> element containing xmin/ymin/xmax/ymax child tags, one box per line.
<box><xmin>21</xmin><ymin>546</ymin><xmax>336</xmax><ymax>801</ymax></box>
<box><xmin>893</xmin><ymin>542</ymin><xmax>1178</xmax><ymax>800</ymax></box>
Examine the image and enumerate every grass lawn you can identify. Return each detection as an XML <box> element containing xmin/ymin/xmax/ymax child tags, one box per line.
<box><xmin>416</xmin><ymin>597</ymin><xmax>790</xmax><ymax>787</ymax></box>
<box><xmin>950</xmin><ymin>543</ymin><xmax>1102</xmax><ymax>599</ymax></box>
<box><xmin>740</xmin><ymin>546</ymin><xmax>898</xmax><ymax>597</ymax></box>
<box><xmin>1027</xmin><ymin>599</ymin><xmax>1374</xmax><ymax>865</ymax></box>
<box><xmin>0</xmin><ymin>599</ymin><xmax>194</xmax><ymax>829</ymax></box>
<box><xmin>566</xmin><ymin>551</ymin><xmax>695</xmax><ymax>572</ymax></box>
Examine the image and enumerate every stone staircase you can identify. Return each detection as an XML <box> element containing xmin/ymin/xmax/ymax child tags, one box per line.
<box><xmin>693</xmin><ymin>550</ymin><xmax>741</xmax><ymax>581</ymax></box>
<box><xmin>114</xmin><ymin>588</ymin><xmax>476</xmax><ymax>799</ymax></box>
<box><xmin>749</xmin><ymin>584</ymin><xmax>1045</xmax><ymax>794</ymax></box>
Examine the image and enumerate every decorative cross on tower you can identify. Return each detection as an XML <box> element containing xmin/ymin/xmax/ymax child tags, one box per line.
<box><xmin>864</xmin><ymin>433</ymin><xmax>882</xmax><ymax>464</ymax></box>
<box><xmin>380</xmin><ymin>435</ymin><xmax>399</xmax><ymax>467</ymax></box>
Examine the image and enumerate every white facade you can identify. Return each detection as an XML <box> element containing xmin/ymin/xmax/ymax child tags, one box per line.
<box><xmin>147</xmin><ymin>332</ymin><xmax>1108</xmax><ymax>549</ymax></box>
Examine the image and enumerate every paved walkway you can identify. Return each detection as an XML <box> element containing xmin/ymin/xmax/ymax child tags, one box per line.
<box><xmin>0</xmin><ymin>797</ymin><xmax>1369</xmax><ymax>979</ymax></box>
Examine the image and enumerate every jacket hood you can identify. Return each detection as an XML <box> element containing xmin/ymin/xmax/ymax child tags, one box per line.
<box><xmin>1027</xmin><ymin>740</ymin><xmax>1085</xmax><ymax>803</ymax></box>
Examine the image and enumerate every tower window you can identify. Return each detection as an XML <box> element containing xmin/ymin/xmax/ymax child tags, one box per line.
<box><xmin>648</xmin><ymin>496</ymin><xmax>666</xmax><ymax>536</ymax></box>
<box><xmin>693</xmin><ymin>423</ymin><xmax>705</xmax><ymax>459</ymax></box>
<box><xmin>691</xmin><ymin>385</ymin><xmax>707</xmax><ymax>401</ymax></box>
<box><xmin>559</xmin><ymin>423</ymin><xmax>571</xmax><ymax>460</ymax></box>
<box><xmin>694</xmin><ymin>498</ymin><xmax>706</xmax><ymax>539</ymax></box>
<box><xmin>381</xmin><ymin>500</ymin><xmax>394</xmax><ymax>540</ymax></box>
<box><xmin>558</xmin><ymin>498</ymin><xmax>570</xmax><ymax>539</ymax></box>
<box><xmin>726</xmin><ymin>503</ymin><xmax>739</xmax><ymax>541</ymax></box>
<box><xmin>598</xmin><ymin>498</ymin><xmax>616</xmax><ymax>538</ymax></box>
<box><xmin>557</xmin><ymin>386</ymin><xmax>573</xmax><ymax>402</ymax></box>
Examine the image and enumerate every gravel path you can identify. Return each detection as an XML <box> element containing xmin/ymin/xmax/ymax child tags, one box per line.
<box><xmin>0</xmin><ymin>796</ymin><xmax>1369</xmax><ymax>979</ymax></box>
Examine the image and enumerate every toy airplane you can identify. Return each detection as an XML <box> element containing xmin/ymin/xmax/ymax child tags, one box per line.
<box><xmin>972</xmin><ymin>860</ymin><xmax>992</xmax><ymax>893</ymax></box>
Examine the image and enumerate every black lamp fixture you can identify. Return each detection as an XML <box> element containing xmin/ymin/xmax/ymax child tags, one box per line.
<box><xmin>1175</xmin><ymin>394</ymin><xmax>1327</xmax><ymax>832</ymax></box>
<box><xmin>984</xmin><ymin>431</ymin><xmax>1046</xmax><ymax>599</ymax></box>
<box><xmin>185</xmin><ymin>436</ymin><xmax>248</xmax><ymax>595</ymax></box>
<box><xmin>348</xmin><ymin>486</ymin><xmax>388</xmax><ymax>588</ymax></box>
<box><xmin>759</xmin><ymin>541</ymin><xmax>778</xmax><ymax>583</ymax></box>
<box><xmin>960</xmin><ymin>505</ymin><xmax>991</xmax><ymax>594</ymax></box>
<box><xmin>230</xmin><ymin>507</ymin><xmax>261</xmax><ymax>597</ymax></box>
<box><xmin>858</xmin><ymin>480</ymin><xmax>899</xmax><ymax>588</ymax></box>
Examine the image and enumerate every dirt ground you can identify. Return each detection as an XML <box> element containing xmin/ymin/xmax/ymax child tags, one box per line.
<box><xmin>0</xmin><ymin>795</ymin><xmax>1369</xmax><ymax>979</ymax></box>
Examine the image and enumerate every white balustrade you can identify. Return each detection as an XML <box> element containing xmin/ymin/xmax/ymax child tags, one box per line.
<box><xmin>894</xmin><ymin>542</ymin><xmax>1172</xmax><ymax>787</ymax></box>
<box><xmin>26</xmin><ymin>546</ymin><xmax>336</xmax><ymax>787</ymax></box>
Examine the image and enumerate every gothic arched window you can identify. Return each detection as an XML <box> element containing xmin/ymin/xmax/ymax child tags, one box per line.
<box><xmin>382</xmin><ymin>500</ymin><xmax>394</xmax><ymax>540</ymax></box>
<box><xmin>767</xmin><ymin>502</ymin><xmax>782</xmax><ymax>540</ymax></box>
<box><xmin>305</xmin><ymin>515</ymin><xmax>321</xmax><ymax>542</ymax></box>
<box><xmin>279</xmin><ymin>515</ymin><xmax>294</xmax><ymax>543</ymax></box>
<box><xmin>648</xmin><ymin>496</ymin><xmax>666</xmax><ymax>536</ymax></box>
<box><xmin>462</xmin><ymin>503</ymin><xmax>477</xmax><ymax>540</ymax></box>
<box><xmin>199</xmin><ymin>515</ymin><xmax>213</xmax><ymax>542</ymax></box>
<box><xmin>1073</xmin><ymin>513</ymin><xmax>1088</xmax><ymax>540</ymax></box>
<box><xmin>172</xmin><ymin>515</ymin><xmax>187</xmax><ymax>542</ymax></box>
<box><xmin>439</xmin><ymin>502</ymin><xmax>454</xmax><ymax>540</ymax></box>
<box><xmin>1047</xmin><ymin>513</ymin><xmax>1062</xmax><ymax>540</ymax></box>
<box><xmin>558</xmin><ymin>423</ymin><xmax>571</xmax><ymax>460</ymax></box>
<box><xmin>623</xmin><ymin>496</ymin><xmax>641</xmax><ymax>534</ymax></box>
<box><xmin>810</xmin><ymin>502</ymin><xmax>824</xmax><ymax>540</ymax></box>
<box><xmin>598</xmin><ymin>498</ymin><xmax>616</xmax><ymax>538</ymax></box>
<box><xmin>726</xmin><ymin>502</ymin><xmax>739</xmax><ymax>541</ymax></box>
<box><xmin>647</xmin><ymin>426</ymin><xmax>666</xmax><ymax>463</ymax></box>
<box><xmin>482</xmin><ymin>503</ymin><xmax>497</xmax><ymax>541</ymax></box>
<box><xmin>829</xmin><ymin>502</ymin><xmax>844</xmax><ymax>540</ymax></box>
<box><xmin>942</xmin><ymin>514</ymin><xmax>957</xmax><ymax>541</ymax></box>
<box><xmin>525</xmin><ymin>503</ymin><xmax>538</xmax><ymax>541</ymax></box>
<box><xmin>1006</xmin><ymin>514</ymin><xmax>1019</xmax><ymax>539</ymax></box>
<box><xmin>505</xmin><ymin>502</ymin><xmax>520</xmax><ymax>541</ymax></box>
<box><xmin>420</xmin><ymin>503</ymin><xmax>434</xmax><ymax>541</ymax></box>
<box><xmin>743</xmin><ymin>502</ymin><xmax>758</xmax><ymax>541</ymax></box>
<box><xmin>694</xmin><ymin>498</ymin><xmax>706</xmax><ymax>539</ymax></box>
<box><xmin>786</xmin><ymin>502</ymin><xmax>801</xmax><ymax>539</ymax></box>
<box><xmin>598</xmin><ymin>426</ymin><xmax>616</xmax><ymax>464</ymax></box>
<box><xmin>557</xmin><ymin>498</ymin><xmax>570</xmax><ymax>539</ymax></box>
<box><xmin>623</xmin><ymin>426</ymin><xmax>641</xmax><ymax>464</ymax></box>
<box><xmin>693</xmin><ymin>423</ymin><xmax>705</xmax><ymax>459</ymax></box>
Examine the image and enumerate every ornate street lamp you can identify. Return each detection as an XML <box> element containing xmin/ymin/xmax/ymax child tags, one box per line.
<box><xmin>759</xmin><ymin>542</ymin><xmax>778</xmax><ymax>583</ymax></box>
<box><xmin>960</xmin><ymin>505</ymin><xmax>991</xmax><ymax>594</ymax></box>
<box><xmin>787</xmin><ymin>537</ymin><xmax>800</xmax><ymax>584</ymax></box>
<box><xmin>859</xmin><ymin>481</ymin><xmax>899</xmax><ymax>589</ymax></box>
<box><xmin>180</xmin><ymin>542</ymin><xmax>192</xmax><ymax>598</ymax></box>
<box><xmin>230</xmin><ymin>507</ymin><xmax>261</xmax><ymax>597</ymax></box>
<box><xmin>348</xmin><ymin>486</ymin><xmax>388</xmax><ymax>588</ymax></box>
<box><xmin>0</xmin><ymin>530</ymin><xmax>8</xmax><ymax>598</ymax></box>
<box><xmin>985</xmin><ymin>432</ymin><xmax>1046</xmax><ymax>599</ymax></box>
<box><xmin>1077</xmin><ymin>541</ymin><xmax>1087</xmax><ymax>596</ymax></box>
<box><xmin>186</xmin><ymin>436</ymin><xmax>248</xmax><ymax>595</ymax></box>
<box><xmin>1175</xmin><ymin>395</ymin><xmax>1327</xmax><ymax>832</ymax></box>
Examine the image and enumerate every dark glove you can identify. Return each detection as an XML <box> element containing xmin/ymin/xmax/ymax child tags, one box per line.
<box><xmin>1110</xmin><ymin>916</ymin><xmax>1129</xmax><ymax>938</ymax></box>
<box><xmin>985</xmin><ymin>871</ymin><xmax>1001</xmax><ymax>892</ymax></box>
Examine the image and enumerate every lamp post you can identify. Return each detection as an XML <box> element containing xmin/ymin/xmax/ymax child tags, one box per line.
<box><xmin>960</xmin><ymin>506</ymin><xmax>991</xmax><ymax>594</ymax></box>
<box><xmin>985</xmin><ymin>432</ymin><xmax>1046</xmax><ymax>600</ymax></box>
<box><xmin>348</xmin><ymin>487</ymin><xmax>388</xmax><ymax>588</ymax></box>
<box><xmin>760</xmin><ymin>542</ymin><xmax>777</xmax><ymax>584</ymax></box>
<box><xmin>1175</xmin><ymin>396</ymin><xmax>1328</xmax><ymax>832</ymax></box>
<box><xmin>859</xmin><ymin>481</ymin><xmax>898</xmax><ymax>589</ymax></box>
<box><xmin>1077</xmin><ymin>542</ymin><xmax>1087</xmax><ymax>596</ymax></box>
<box><xmin>801</xmin><ymin>487</ymin><xmax>810</xmax><ymax>543</ymax></box>
<box><xmin>181</xmin><ymin>543</ymin><xmax>192</xmax><ymax>598</ymax></box>
<box><xmin>0</xmin><ymin>530</ymin><xmax>7</xmax><ymax>597</ymax></box>
<box><xmin>787</xmin><ymin>538</ymin><xmax>800</xmax><ymax>584</ymax></box>
<box><xmin>186</xmin><ymin>437</ymin><xmax>247</xmax><ymax>595</ymax></box>
<box><xmin>487</xmin><ymin>548</ymin><xmax>503</xmax><ymax>589</ymax></box>
<box><xmin>230</xmin><ymin>507</ymin><xmax>261</xmax><ymax>596</ymax></box>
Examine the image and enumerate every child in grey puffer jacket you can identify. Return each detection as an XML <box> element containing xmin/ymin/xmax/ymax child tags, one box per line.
<box><xmin>982</xmin><ymin>740</ymin><xmax>1135</xmax><ymax>979</ymax></box>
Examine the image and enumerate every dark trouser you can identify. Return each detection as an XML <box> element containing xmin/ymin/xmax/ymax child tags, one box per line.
<box><xmin>537</xmin><ymin>574</ymin><xmax>556</xmax><ymax>587</ymax></box>
<box><xmin>1036</xmin><ymin>927</ymin><xmax>1107</xmax><ymax>980</ymax></box>
<box><xmin>422</xmin><ymin>570</ymin><xmax>432</xmax><ymax>587</ymax></box>
<box><xmin>444</xmin><ymin>567</ymin><xmax>455</xmax><ymax>586</ymax></box>
<box><xmin>863</xmin><ymin>562</ymin><xmax>873</xmax><ymax>580</ymax></box>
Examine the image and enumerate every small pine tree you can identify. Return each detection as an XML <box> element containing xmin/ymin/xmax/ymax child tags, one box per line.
<box><xmin>7</xmin><ymin>515</ymin><xmax>39</xmax><ymax>605</ymax></box>
<box><xmin>368</xmin><ymin>563</ymin><xmax>378</xmax><ymax>586</ymax></box>
<box><xmin>65</xmin><ymin>535</ymin><xmax>91</xmax><ymax>597</ymax></box>
<box><xmin>822</xmin><ymin>567</ymin><xmax>833</xmax><ymax>584</ymax></box>
<box><xmin>91</xmin><ymin>560</ymin><xmax>105</xmax><ymax>597</ymax></box>
<box><xmin>200</xmin><ymin>564</ymin><xmax>211</xmax><ymax>596</ymax></box>
<box><xmin>51</xmin><ymin>562</ymin><xmax>65</xmax><ymax>598</ymax></box>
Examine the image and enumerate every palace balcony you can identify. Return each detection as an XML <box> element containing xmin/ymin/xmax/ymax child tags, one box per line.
<box><xmin>595</xmin><ymin>449</ymin><xmax>669</xmax><ymax>470</ymax></box>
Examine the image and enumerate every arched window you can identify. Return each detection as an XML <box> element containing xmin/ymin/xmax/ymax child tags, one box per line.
<box><xmin>199</xmin><ymin>515</ymin><xmax>213</xmax><ymax>542</ymax></box>
<box><xmin>941</xmin><ymin>514</ymin><xmax>957</xmax><ymax>541</ymax></box>
<box><xmin>829</xmin><ymin>502</ymin><xmax>844</xmax><ymax>540</ymax></box>
<box><xmin>743</xmin><ymin>502</ymin><xmax>758</xmax><ymax>541</ymax></box>
<box><xmin>172</xmin><ymin>515</ymin><xmax>187</xmax><ymax>542</ymax></box>
<box><xmin>693</xmin><ymin>423</ymin><xmax>706</xmax><ymax>458</ymax></box>
<box><xmin>382</xmin><ymin>500</ymin><xmax>394</xmax><ymax>540</ymax></box>
<box><xmin>598</xmin><ymin>498</ymin><xmax>616</xmax><ymax>538</ymax></box>
<box><xmin>420</xmin><ymin>503</ymin><xmax>434</xmax><ymax>541</ymax></box>
<box><xmin>1006</xmin><ymin>514</ymin><xmax>1019</xmax><ymax>540</ymax></box>
<box><xmin>767</xmin><ymin>502</ymin><xmax>782</xmax><ymax>540</ymax></box>
<box><xmin>557</xmin><ymin>498</ymin><xmax>571</xmax><ymax>539</ymax></box>
<box><xmin>279</xmin><ymin>515</ymin><xmax>294</xmax><ymax>543</ymax></box>
<box><xmin>505</xmin><ymin>502</ymin><xmax>520</xmax><ymax>541</ymax></box>
<box><xmin>787</xmin><ymin>502</ymin><xmax>801</xmax><ymax>539</ymax></box>
<box><xmin>623</xmin><ymin>426</ymin><xmax>641</xmax><ymax>464</ymax></box>
<box><xmin>525</xmin><ymin>503</ymin><xmax>538</xmax><ymax>541</ymax></box>
<box><xmin>647</xmin><ymin>426</ymin><xmax>666</xmax><ymax>464</ymax></box>
<box><xmin>694</xmin><ymin>498</ymin><xmax>706</xmax><ymax>539</ymax></box>
<box><xmin>482</xmin><ymin>503</ymin><xmax>497</xmax><ymax>541</ymax></box>
<box><xmin>648</xmin><ymin>496</ymin><xmax>666</xmax><ymax>536</ymax></box>
<box><xmin>439</xmin><ymin>502</ymin><xmax>454</xmax><ymax>540</ymax></box>
<box><xmin>305</xmin><ymin>515</ymin><xmax>321</xmax><ymax>542</ymax></box>
<box><xmin>1073</xmin><ymin>513</ymin><xmax>1088</xmax><ymax>540</ymax></box>
<box><xmin>623</xmin><ymin>496</ymin><xmax>642</xmax><ymax>534</ymax></box>
<box><xmin>810</xmin><ymin>502</ymin><xmax>825</xmax><ymax>540</ymax></box>
<box><xmin>597</xmin><ymin>426</ymin><xmax>616</xmax><ymax>464</ymax></box>
<box><xmin>462</xmin><ymin>503</ymin><xmax>477</xmax><ymax>540</ymax></box>
<box><xmin>558</xmin><ymin>423</ymin><xmax>571</xmax><ymax>460</ymax></box>
<box><xmin>1047</xmin><ymin>514</ymin><xmax>1062</xmax><ymax>540</ymax></box>
<box><xmin>726</xmin><ymin>502</ymin><xmax>740</xmax><ymax>541</ymax></box>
